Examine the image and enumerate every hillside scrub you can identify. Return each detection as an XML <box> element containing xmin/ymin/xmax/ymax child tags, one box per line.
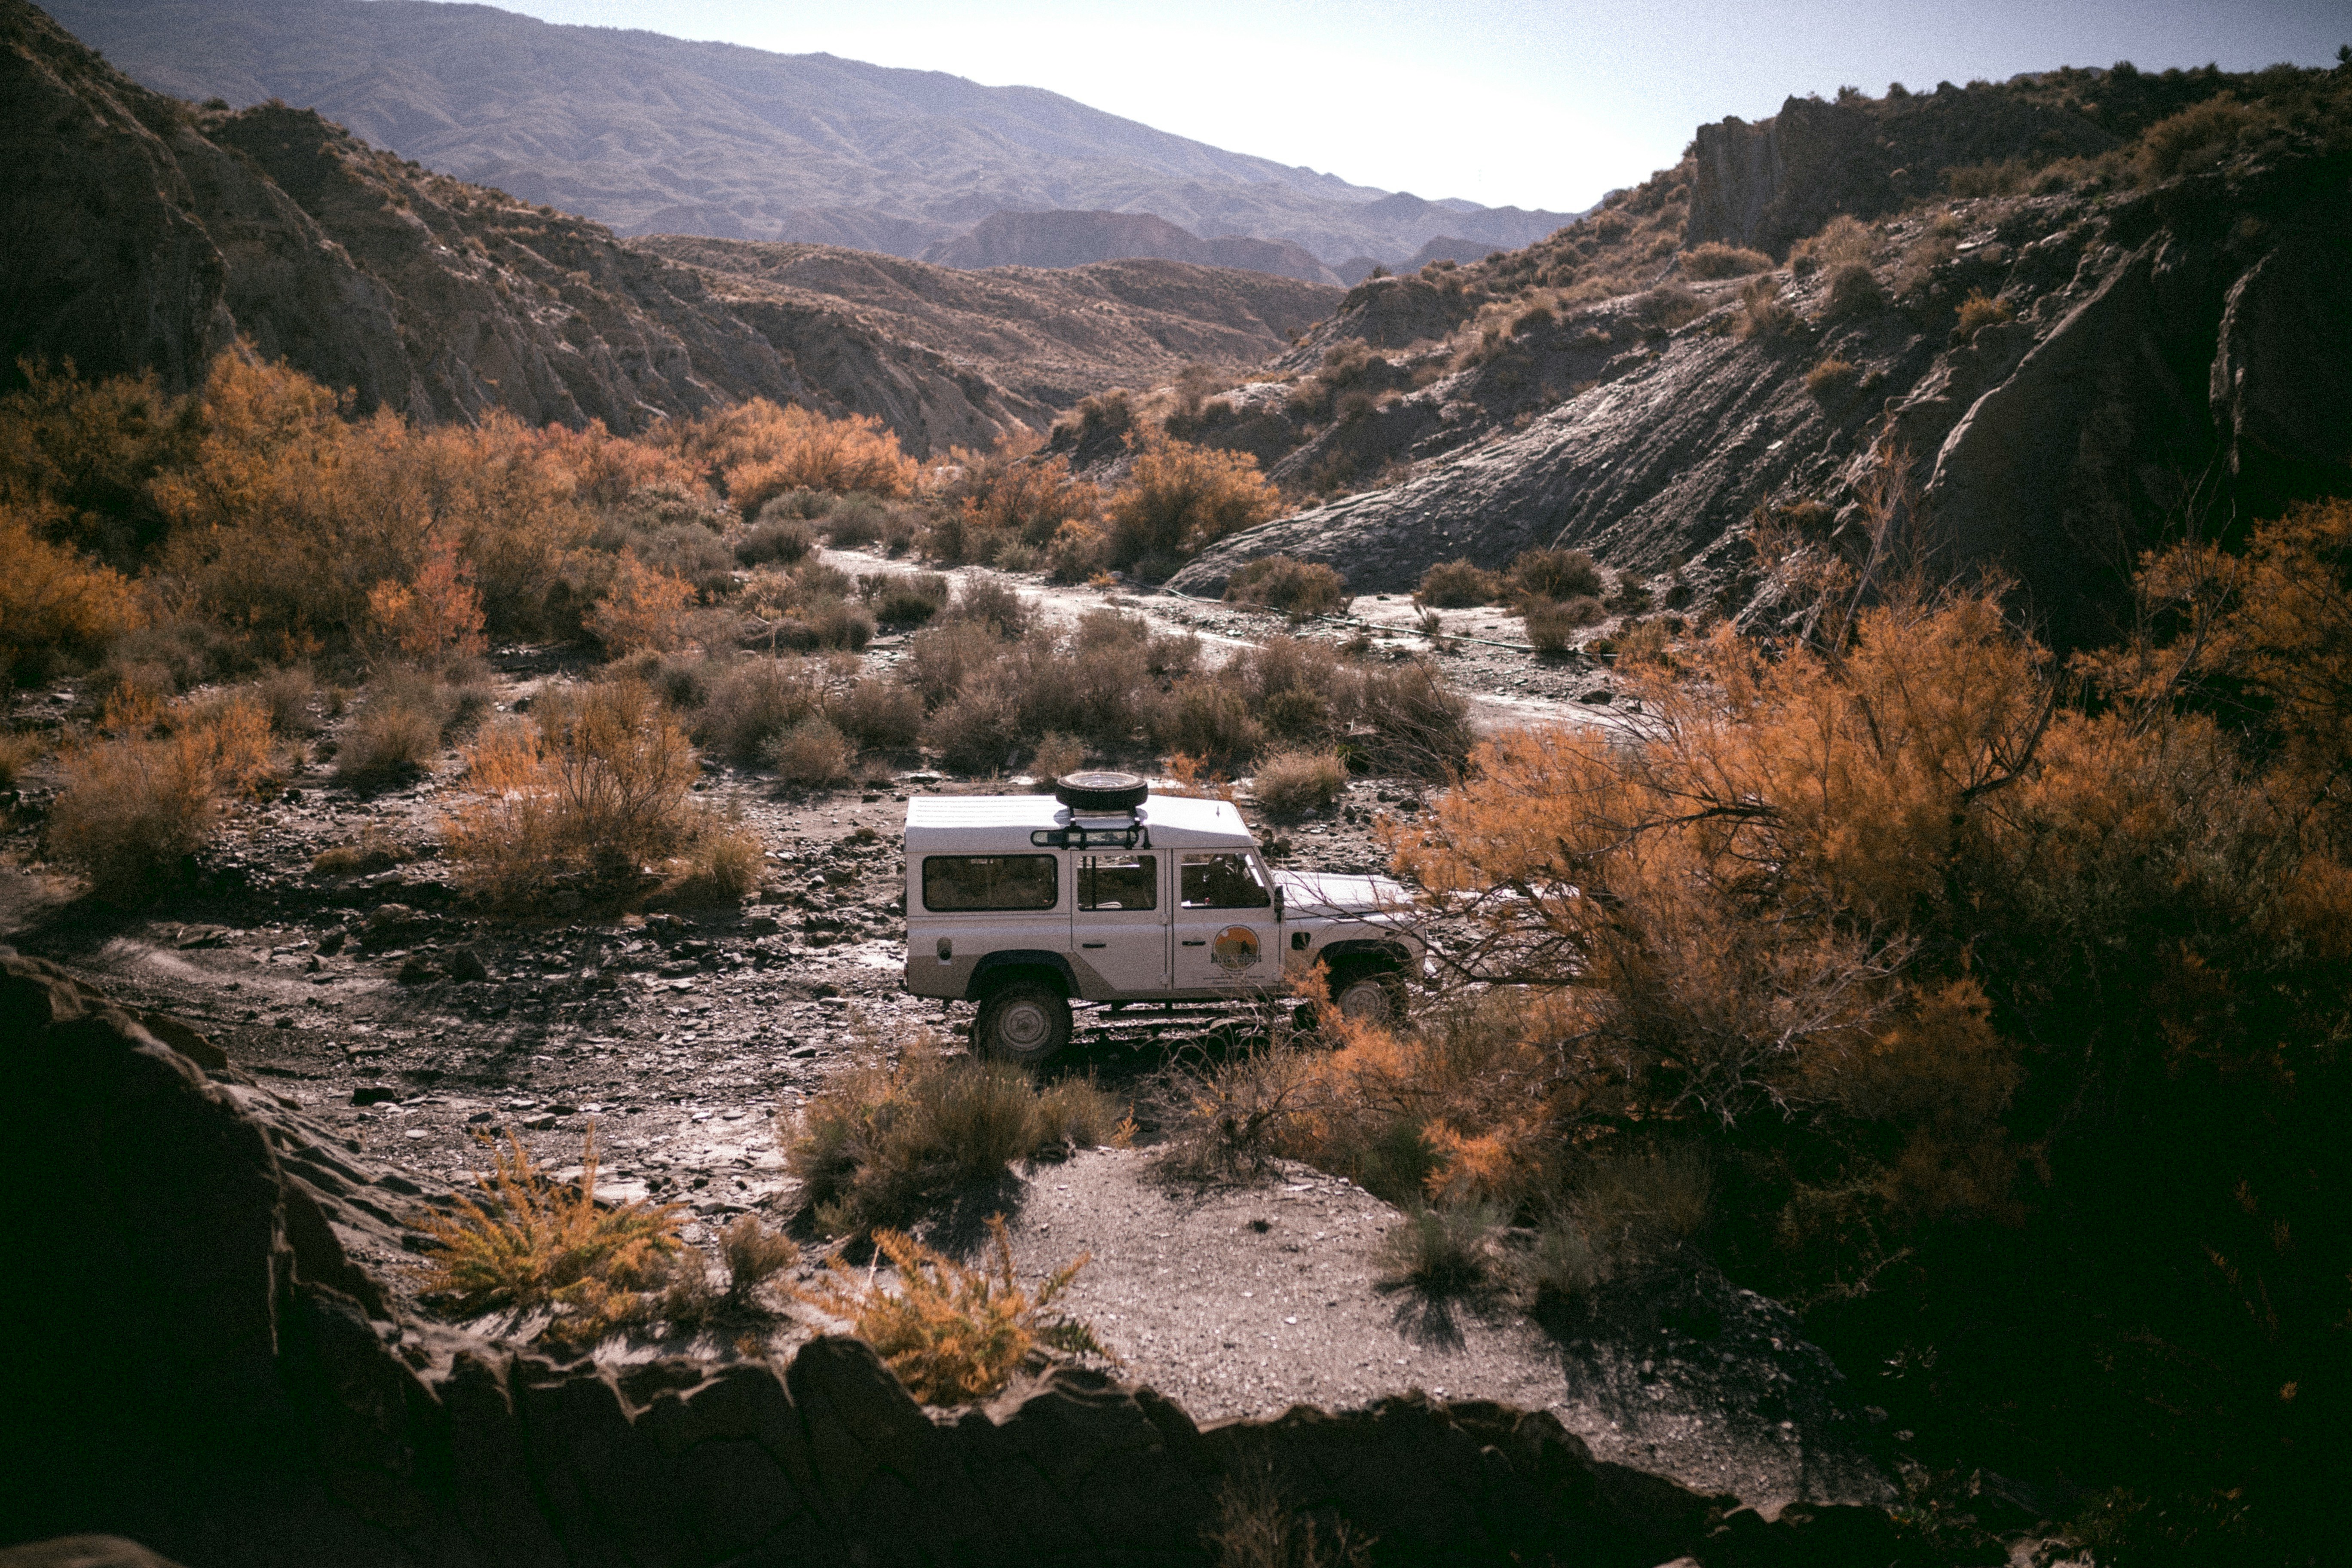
<box><xmin>1104</xmin><ymin>436</ymin><xmax>1281</xmax><ymax>576</ymax></box>
<box><xmin>1222</xmin><ymin>555</ymin><xmax>1348</xmax><ymax>618</ymax></box>
<box><xmin>1369</xmin><ymin>536</ymin><xmax>2352</xmax><ymax>1561</ymax></box>
<box><xmin>47</xmin><ymin>690</ymin><xmax>279</xmax><ymax>900</ymax></box>
<box><xmin>923</xmin><ymin>434</ymin><xmax>1099</xmax><ymax>568</ymax></box>
<box><xmin>662</xmin><ymin>399</ymin><xmax>917</xmax><ymax>509</ymax></box>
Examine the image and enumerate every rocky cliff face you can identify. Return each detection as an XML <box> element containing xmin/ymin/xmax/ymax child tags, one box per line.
<box><xmin>1171</xmin><ymin>142</ymin><xmax>2352</xmax><ymax>648</ymax></box>
<box><xmin>0</xmin><ymin>948</ymin><xmax>1906</xmax><ymax>1568</ymax></box>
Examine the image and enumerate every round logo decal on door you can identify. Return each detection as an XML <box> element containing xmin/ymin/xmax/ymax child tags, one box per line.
<box><xmin>1211</xmin><ymin>925</ymin><xmax>1262</xmax><ymax>971</ymax></box>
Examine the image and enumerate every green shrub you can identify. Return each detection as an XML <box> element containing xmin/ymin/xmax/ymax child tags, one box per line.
<box><xmin>1155</xmin><ymin>678</ymin><xmax>1264</xmax><ymax>765</ymax></box>
<box><xmin>1522</xmin><ymin>595</ymin><xmax>1603</xmax><ymax>654</ymax></box>
<box><xmin>1419</xmin><ymin>559</ymin><xmax>1500</xmax><ymax>608</ymax></box>
<box><xmin>697</xmin><ymin>657</ymin><xmax>826</xmax><ymax>762</ymax></box>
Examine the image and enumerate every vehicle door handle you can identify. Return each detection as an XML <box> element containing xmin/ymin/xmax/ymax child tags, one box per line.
<box><xmin>1081</xmin><ymin>942</ymin><xmax>1106</xmax><ymax>949</ymax></box>
<box><xmin>1181</xmin><ymin>940</ymin><xmax>1206</xmax><ymax>946</ymax></box>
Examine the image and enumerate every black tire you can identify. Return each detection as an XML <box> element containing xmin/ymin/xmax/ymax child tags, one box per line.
<box><xmin>1055</xmin><ymin>770</ymin><xmax>1149</xmax><ymax>813</ymax></box>
<box><xmin>1328</xmin><ymin>961</ymin><xmax>1406</xmax><ymax>1027</ymax></box>
<box><xmin>974</xmin><ymin>979</ymin><xmax>1072</xmax><ymax>1065</ymax></box>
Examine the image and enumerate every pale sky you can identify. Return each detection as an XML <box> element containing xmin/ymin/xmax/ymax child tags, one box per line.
<box><xmin>480</xmin><ymin>0</ymin><xmax>2346</xmax><ymax>211</ymax></box>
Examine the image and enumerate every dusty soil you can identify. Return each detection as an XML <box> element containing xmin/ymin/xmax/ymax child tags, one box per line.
<box><xmin>0</xmin><ymin>561</ymin><xmax>1883</xmax><ymax>1516</ymax></box>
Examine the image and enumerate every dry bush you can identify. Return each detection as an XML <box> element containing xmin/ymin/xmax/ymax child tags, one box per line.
<box><xmin>784</xmin><ymin>1042</ymin><xmax>1128</xmax><ymax>1236</ymax></box>
<box><xmin>1569</xmin><ymin>1140</ymin><xmax>1713</xmax><ymax>1251</ymax></box>
<box><xmin>1206</xmin><ymin>1473</ymin><xmax>1375</xmax><ymax>1568</ymax></box>
<box><xmin>1419</xmin><ymin>559</ymin><xmax>1501</xmax><ymax>608</ymax></box>
<box><xmin>927</xmin><ymin>436</ymin><xmax>1099</xmax><ymax>566</ymax></box>
<box><xmin>944</xmin><ymin>577</ymin><xmax>1030</xmax><ymax>638</ymax></box>
<box><xmin>442</xmin><ymin>678</ymin><xmax>701</xmax><ymax>902</ymax></box>
<box><xmin>413</xmin><ymin>1129</ymin><xmax>683</xmax><ymax>1350</ymax></box>
<box><xmin>717</xmin><ymin>1215</ymin><xmax>799</xmax><ymax>1309</ymax></box>
<box><xmin>924</xmin><ymin>670</ymin><xmax>1025</xmax><ymax>775</ymax></box>
<box><xmin>1510</xmin><ymin>547</ymin><xmax>1604</xmax><ymax>602</ymax></box>
<box><xmin>900</xmin><ymin>619</ymin><xmax>1007</xmax><ymax>709</ymax></box>
<box><xmin>1953</xmin><ymin>289</ymin><xmax>2015</xmax><ymax>339</ymax></box>
<box><xmin>1681</xmin><ymin>242</ymin><xmax>1773</xmax><ymax>279</ymax></box>
<box><xmin>365</xmin><ymin>533</ymin><xmax>486</xmax><ymax>668</ymax></box>
<box><xmin>584</xmin><ymin>553</ymin><xmax>696</xmax><ymax>655</ymax></box>
<box><xmin>1105</xmin><ymin>438</ymin><xmax>1281</xmax><ymax>573</ymax></box>
<box><xmin>1632</xmin><ymin>283</ymin><xmax>1710</xmax><ymax>334</ymax></box>
<box><xmin>0</xmin><ymin>501</ymin><xmax>145</xmax><ymax>682</ymax></box>
<box><xmin>1044</xmin><ymin>523</ymin><xmax>1111</xmax><ymax>584</ymax></box>
<box><xmin>1806</xmin><ymin>357</ymin><xmax>1861</xmax><ymax>401</ymax></box>
<box><xmin>1155</xmin><ymin>678</ymin><xmax>1265</xmax><ymax>766</ymax></box>
<box><xmin>667</xmin><ymin>400</ymin><xmax>917</xmax><ymax>508</ymax></box>
<box><xmin>251</xmin><ymin>665</ymin><xmax>318</xmax><ymax>736</ymax></box>
<box><xmin>1734</xmin><ymin>276</ymin><xmax>1801</xmax><ymax>341</ymax></box>
<box><xmin>1379</xmin><ymin>1202</ymin><xmax>1508</xmax><ymax>1294</ymax></box>
<box><xmin>833</xmin><ymin>678</ymin><xmax>925</xmax><ymax>752</ymax></box>
<box><xmin>335</xmin><ymin>672</ymin><xmax>447</xmax><ymax>789</ymax></box>
<box><xmin>1254</xmin><ymin>750</ymin><xmax>1348</xmax><ymax>817</ymax></box>
<box><xmin>660</xmin><ymin>817</ymin><xmax>764</xmax><ymax>906</ymax></box>
<box><xmin>1029</xmin><ymin>731</ymin><xmax>1085</xmax><ymax>784</ymax></box>
<box><xmin>1522</xmin><ymin>596</ymin><xmax>1603</xmax><ymax>654</ymax></box>
<box><xmin>792</xmin><ymin>1217</ymin><xmax>1095</xmax><ymax>1404</ymax></box>
<box><xmin>1355</xmin><ymin>662</ymin><xmax>1473</xmax><ymax>779</ymax></box>
<box><xmin>1789</xmin><ymin>214</ymin><xmax>1875</xmax><ymax>276</ymax></box>
<box><xmin>764</xmin><ymin>716</ymin><xmax>852</xmax><ymax>788</ymax></box>
<box><xmin>1225</xmin><ymin>556</ymin><xmax>1348</xmax><ymax>619</ymax></box>
<box><xmin>696</xmin><ymin>656</ymin><xmax>829</xmax><ymax>762</ymax></box>
<box><xmin>1822</xmin><ymin>263</ymin><xmax>1889</xmax><ymax>321</ymax></box>
<box><xmin>0</xmin><ymin>731</ymin><xmax>44</xmax><ymax>791</ymax></box>
<box><xmin>2137</xmin><ymin>95</ymin><xmax>2261</xmax><ymax>181</ymax></box>
<box><xmin>1615</xmin><ymin>618</ymin><xmax>1674</xmax><ymax>666</ymax></box>
<box><xmin>736</xmin><ymin>516</ymin><xmax>817</xmax><ymax>566</ymax></box>
<box><xmin>48</xmin><ymin>732</ymin><xmax>219</xmax><ymax>900</ymax></box>
<box><xmin>1894</xmin><ymin>227</ymin><xmax>1957</xmax><ymax>298</ymax></box>
<box><xmin>869</xmin><ymin>571</ymin><xmax>950</xmax><ymax>627</ymax></box>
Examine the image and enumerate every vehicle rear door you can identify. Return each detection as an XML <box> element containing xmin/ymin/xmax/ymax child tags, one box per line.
<box><xmin>1072</xmin><ymin>851</ymin><xmax>1167</xmax><ymax>993</ymax></box>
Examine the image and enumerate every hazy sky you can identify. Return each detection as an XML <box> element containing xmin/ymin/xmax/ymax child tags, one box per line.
<box><xmin>480</xmin><ymin>0</ymin><xmax>2347</xmax><ymax>211</ymax></box>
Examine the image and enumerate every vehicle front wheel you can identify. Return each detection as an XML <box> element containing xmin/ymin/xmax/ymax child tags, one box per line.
<box><xmin>973</xmin><ymin>980</ymin><xmax>1072</xmax><ymax>1065</ymax></box>
<box><xmin>1328</xmin><ymin>962</ymin><xmax>1405</xmax><ymax>1026</ymax></box>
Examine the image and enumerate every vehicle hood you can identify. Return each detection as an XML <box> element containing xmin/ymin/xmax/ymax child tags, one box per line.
<box><xmin>1273</xmin><ymin>868</ymin><xmax>1413</xmax><ymax>918</ymax></box>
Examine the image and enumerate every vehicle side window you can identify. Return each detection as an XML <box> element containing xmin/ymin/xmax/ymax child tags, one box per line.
<box><xmin>921</xmin><ymin>854</ymin><xmax>1059</xmax><ymax>912</ymax></box>
<box><xmin>1079</xmin><ymin>854</ymin><xmax>1157</xmax><ymax>911</ymax></box>
<box><xmin>1180</xmin><ymin>852</ymin><xmax>1271</xmax><ymax>909</ymax></box>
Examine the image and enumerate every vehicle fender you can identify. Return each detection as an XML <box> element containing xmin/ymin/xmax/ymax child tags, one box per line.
<box><xmin>967</xmin><ymin>950</ymin><xmax>1078</xmax><ymax>1001</ymax></box>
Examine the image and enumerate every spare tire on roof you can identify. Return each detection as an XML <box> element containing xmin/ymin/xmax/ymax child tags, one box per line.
<box><xmin>1055</xmin><ymin>771</ymin><xmax>1149</xmax><ymax>813</ymax></box>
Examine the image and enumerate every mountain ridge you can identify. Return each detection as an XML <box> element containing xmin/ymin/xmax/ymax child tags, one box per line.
<box><xmin>46</xmin><ymin>0</ymin><xmax>1583</xmax><ymax>272</ymax></box>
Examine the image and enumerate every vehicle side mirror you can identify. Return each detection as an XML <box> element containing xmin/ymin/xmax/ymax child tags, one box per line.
<box><xmin>1273</xmin><ymin>885</ymin><xmax>1285</xmax><ymax>919</ymax></box>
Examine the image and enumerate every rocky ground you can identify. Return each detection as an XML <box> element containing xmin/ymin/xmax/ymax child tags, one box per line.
<box><xmin>0</xmin><ymin>563</ymin><xmax>1905</xmax><ymax>1522</ymax></box>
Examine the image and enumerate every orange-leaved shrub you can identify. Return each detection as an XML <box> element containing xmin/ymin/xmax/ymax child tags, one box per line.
<box><xmin>1103</xmin><ymin>436</ymin><xmax>1280</xmax><ymax>574</ymax></box>
<box><xmin>47</xmin><ymin>692</ymin><xmax>277</xmax><ymax>900</ymax></box>
<box><xmin>663</xmin><ymin>400</ymin><xmax>917</xmax><ymax>510</ymax></box>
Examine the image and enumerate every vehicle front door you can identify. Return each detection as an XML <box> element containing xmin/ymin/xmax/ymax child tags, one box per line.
<box><xmin>1072</xmin><ymin>851</ymin><xmax>1167</xmax><ymax>994</ymax></box>
<box><xmin>1170</xmin><ymin>851</ymin><xmax>1276</xmax><ymax>993</ymax></box>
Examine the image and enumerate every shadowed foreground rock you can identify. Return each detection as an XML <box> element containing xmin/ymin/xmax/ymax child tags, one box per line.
<box><xmin>0</xmin><ymin>949</ymin><xmax>1905</xmax><ymax>1566</ymax></box>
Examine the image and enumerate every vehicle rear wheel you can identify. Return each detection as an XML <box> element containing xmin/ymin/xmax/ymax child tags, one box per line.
<box><xmin>1329</xmin><ymin>962</ymin><xmax>1405</xmax><ymax>1026</ymax></box>
<box><xmin>974</xmin><ymin>980</ymin><xmax>1072</xmax><ymax>1065</ymax></box>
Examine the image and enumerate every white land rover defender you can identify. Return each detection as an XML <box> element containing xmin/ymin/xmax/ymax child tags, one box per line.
<box><xmin>903</xmin><ymin>772</ymin><xmax>1426</xmax><ymax>1063</ymax></box>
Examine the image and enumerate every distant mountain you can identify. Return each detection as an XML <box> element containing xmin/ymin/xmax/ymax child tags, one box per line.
<box><xmin>637</xmin><ymin>237</ymin><xmax>1338</xmax><ymax>417</ymax></box>
<box><xmin>0</xmin><ymin>0</ymin><xmax>1338</xmax><ymax>456</ymax></box>
<box><xmin>923</xmin><ymin>211</ymin><xmax>1345</xmax><ymax>285</ymax></box>
<box><xmin>44</xmin><ymin>0</ymin><xmax>1582</xmax><ymax>273</ymax></box>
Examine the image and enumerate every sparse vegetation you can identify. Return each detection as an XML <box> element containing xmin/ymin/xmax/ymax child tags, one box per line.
<box><xmin>1508</xmin><ymin>547</ymin><xmax>1603</xmax><ymax>602</ymax></box>
<box><xmin>1224</xmin><ymin>556</ymin><xmax>1348</xmax><ymax>619</ymax></box>
<box><xmin>1522</xmin><ymin>595</ymin><xmax>1603</xmax><ymax>653</ymax></box>
<box><xmin>1417</xmin><ymin>558</ymin><xmax>1500</xmax><ymax>608</ymax></box>
<box><xmin>1805</xmin><ymin>356</ymin><xmax>1860</xmax><ymax>400</ymax></box>
<box><xmin>1679</xmin><ymin>242</ymin><xmax>1773</xmax><ymax>279</ymax></box>
<box><xmin>1253</xmin><ymin>750</ymin><xmax>1348</xmax><ymax>817</ymax></box>
<box><xmin>413</xmin><ymin>1129</ymin><xmax>684</xmax><ymax>1350</ymax></box>
<box><xmin>1105</xmin><ymin>437</ymin><xmax>1281</xmax><ymax>575</ymax></box>
<box><xmin>784</xmin><ymin>1040</ymin><xmax>1129</xmax><ymax>1236</ymax></box>
<box><xmin>791</xmin><ymin>1216</ymin><xmax>1096</xmax><ymax>1404</ymax></box>
<box><xmin>1953</xmin><ymin>289</ymin><xmax>2015</xmax><ymax>339</ymax></box>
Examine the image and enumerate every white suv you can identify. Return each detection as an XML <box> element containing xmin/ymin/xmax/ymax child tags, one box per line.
<box><xmin>903</xmin><ymin>772</ymin><xmax>1426</xmax><ymax>1062</ymax></box>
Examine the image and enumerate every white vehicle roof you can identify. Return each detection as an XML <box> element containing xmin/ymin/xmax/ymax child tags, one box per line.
<box><xmin>904</xmin><ymin>793</ymin><xmax>1256</xmax><ymax>854</ymax></box>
